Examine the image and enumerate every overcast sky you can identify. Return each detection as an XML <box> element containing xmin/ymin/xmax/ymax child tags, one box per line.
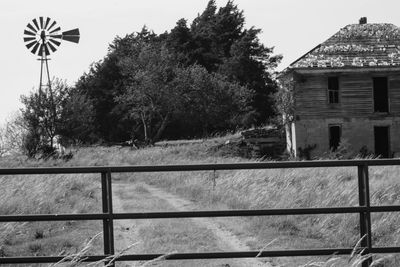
<box><xmin>1</xmin><ymin>0</ymin><xmax>400</xmax><ymax>123</ymax></box>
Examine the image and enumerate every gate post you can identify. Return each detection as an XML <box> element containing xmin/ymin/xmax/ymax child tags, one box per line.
<box><xmin>101</xmin><ymin>171</ymin><xmax>115</xmax><ymax>266</ymax></box>
<box><xmin>357</xmin><ymin>164</ymin><xmax>372</xmax><ymax>267</ymax></box>
<box><xmin>106</xmin><ymin>170</ymin><xmax>115</xmax><ymax>255</ymax></box>
<box><xmin>101</xmin><ymin>172</ymin><xmax>110</xmax><ymax>255</ymax></box>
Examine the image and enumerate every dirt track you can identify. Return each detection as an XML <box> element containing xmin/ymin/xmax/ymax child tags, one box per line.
<box><xmin>111</xmin><ymin>182</ymin><xmax>272</xmax><ymax>267</ymax></box>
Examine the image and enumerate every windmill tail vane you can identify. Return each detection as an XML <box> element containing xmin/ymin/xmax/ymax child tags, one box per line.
<box><xmin>23</xmin><ymin>16</ymin><xmax>80</xmax><ymax>97</ymax></box>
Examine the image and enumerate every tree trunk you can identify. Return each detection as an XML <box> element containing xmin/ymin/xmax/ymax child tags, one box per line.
<box><xmin>140</xmin><ymin>112</ymin><xmax>148</xmax><ymax>142</ymax></box>
<box><xmin>152</xmin><ymin>112</ymin><xmax>171</xmax><ymax>143</ymax></box>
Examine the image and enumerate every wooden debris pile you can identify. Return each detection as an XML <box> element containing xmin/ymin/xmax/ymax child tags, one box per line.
<box><xmin>241</xmin><ymin>128</ymin><xmax>285</xmax><ymax>158</ymax></box>
<box><xmin>210</xmin><ymin>128</ymin><xmax>285</xmax><ymax>159</ymax></box>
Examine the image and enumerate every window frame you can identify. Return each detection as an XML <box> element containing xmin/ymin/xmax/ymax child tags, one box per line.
<box><xmin>372</xmin><ymin>76</ymin><xmax>389</xmax><ymax>113</ymax></box>
<box><xmin>327</xmin><ymin>76</ymin><xmax>340</xmax><ymax>104</ymax></box>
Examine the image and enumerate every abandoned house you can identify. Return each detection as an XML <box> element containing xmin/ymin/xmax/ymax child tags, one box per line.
<box><xmin>280</xmin><ymin>17</ymin><xmax>400</xmax><ymax>158</ymax></box>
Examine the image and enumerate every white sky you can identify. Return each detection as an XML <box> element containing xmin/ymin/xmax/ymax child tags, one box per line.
<box><xmin>1</xmin><ymin>0</ymin><xmax>400</xmax><ymax>123</ymax></box>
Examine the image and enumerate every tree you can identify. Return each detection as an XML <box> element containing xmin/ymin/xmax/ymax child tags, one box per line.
<box><xmin>172</xmin><ymin>64</ymin><xmax>252</xmax><ymax>135</ymax></box>
<box><xmin>0</xmin><ymin>112</ymin><xmax>27</xmax><ymax>156</ymax></box>
<box><xmin>190</xmin><ymin>0</ymin><xmax>220</xmax><ymax>71</ymax></box>
<box><xmin>58</xmin><ymin>90</ymin><xmax>95</xmax><ymax>145</ymax></box>
<box><xmin>166</xmin><ymin>19</ymin><xmax>195</xmax><ymax>66</ymax></box>
<box><xmin>20</xmin><ymin>78</ymin><xmax>69</xmax><ymax>157</ymax></box>
<box><xmin>273</xmin><ymin>74</ymin><xmax>296</xmax><ymax>154</ymax></box>
<box><xmin>72</xmin><ymin>0</ymin><xmax>282</xmax><ymax>143</ymax></box>
<box><xmin>115</xmin><ymin>42</ymin><xmax>181</xmax><ymax>144</ymax></box>
<box><xmin>74</xmin><ymin>26</ymin><xmax>161</xmax><ymax>142</ymax></box>
<box><xmin>218</xmin><ymin>27</ymin><xmax>282</xmax><ymax>125</ymax></box>
<box><xmin>74</xmin><ymin>54</ymin><xmax>124</xmax><ymax>142</ymax></box>
<box><xmin>189</xmin><ymin>1</ymin><xmax>281</xmax><ymax>123</ymax></box>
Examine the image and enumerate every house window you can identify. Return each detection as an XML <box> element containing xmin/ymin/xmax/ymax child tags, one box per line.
<box><xmin>373</xmin><ymin>77</ymin><xmax>389</xmax><ymax>112</ymax></box>
<box><xmin>329</xmin><ymin>125</ymin><xmax>341</xmax><ymax>151</ymax></box>
<box><xmin>328</xmin><ymin>77</ymin><xmax>339</xmax><ymax>104</ymax></box>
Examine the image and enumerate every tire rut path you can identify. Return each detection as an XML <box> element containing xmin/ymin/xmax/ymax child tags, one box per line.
<box><xmin>112</xmin><ymin>182</ymin><xmax>272</xmax><ymax>267</ymax></box>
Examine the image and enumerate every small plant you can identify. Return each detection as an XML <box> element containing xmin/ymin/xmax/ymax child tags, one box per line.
<box><xmin>28</xmin><ymin>242</ymin><xmax>42</xmax><ymax>254</ymax></box>
<box><xmin>61</xmin><ymin>151</ymin><xmax>74</xmax><ymax>161</ymax></box>
<box><xmin>34</xmin><ymin>229</ymin><xmax>44</xmax><ymax>239</ymax></box>
<box><xmin>321</xmin><ymin>139</ymin><xmax>355</xmax><ymax>159</ymax></box>
<box><xmin>0</xmin><ymin>246</ymin><xmax>6</xmax><ymax>257</ymax></box>
<box><xmin>298</xmin><ymin>144</ymin><xmax>317</xmax><ymax>160</ymax></box>
<box><xmin>358</xmin><ymin>145</ymin><xmax>374</xmax><ymax>158</ymax></box>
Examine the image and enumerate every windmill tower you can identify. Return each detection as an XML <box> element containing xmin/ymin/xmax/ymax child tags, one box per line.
<box><xmin>23</xmin><ymin>16</ymin><xmax>80</xmax><ymax>98</ymax></box>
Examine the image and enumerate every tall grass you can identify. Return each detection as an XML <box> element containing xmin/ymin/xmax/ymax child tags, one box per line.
<box><xmin>0</xmin><ymin>153</ymin><xmax>102</xmax><ymax>260</ymax></box>
<box><xmin>1</xmin><ymin>136</ymin><xmax>400</xmax><ymax>265</ymax></box>
<box><xmin>57</xmin><ymin>139</ymin><xmax>400</xmax><ymax>265</ymax></box>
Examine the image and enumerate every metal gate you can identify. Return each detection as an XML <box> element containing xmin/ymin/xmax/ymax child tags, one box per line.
<box><xmin>1</xmin><ymin>159</ymin><xmax>400</xmax><ymax>267</ymax></box>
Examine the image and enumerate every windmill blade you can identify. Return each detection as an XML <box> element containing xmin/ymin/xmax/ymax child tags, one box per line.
<box><xmin>49</xmin><ymin>26</ymin><xmax>61</xmax><ymax>34</ymax></box>
<box><xmin>62</xmin><ymin>28</ymin><xmax>79</xmax><ymax>36</ymax></box>
<box><xmin>32</xmin><ymin>18</ymin><xmax>40</xmax><ymax>31</ymax></box>
<box><xmin>47</xmin><ymin>41</ymin><xmax>57</xmax><ymax>52</ymax></box>
<box><xmin>44</xmin><ymin>43</ymin><xmax>50</xmax><ymax>56</ymax></box>
<box><xmin>31</xmin><ymin>42</ymin><xmax>40</xmax><ymax>54</ymax></box>
<box><xmin>27</xmin><ymin>23</ymin><xmax>37</xmax><ymax>33</ymax></box>
<box><xmin>39</xmin><ymin>17</ymin><xmax>44</xmax><ymax>29</ymax></box>
<box><xmin>25</xmin><ymin>40</ymin><xmax>38</xmax><ymax>49</ymax></box>
<box><xmin>24</xmin><ymin>29</ymin><xmax>36</xmax><ymax>36</ymax></box>
<box><xmin>49</xmin><ymin>34</ymin><xmax>62</xmax><ymax>39</ymax></box>
<box><xmin>61</xmin><ymin>28</ymin><xmax>80</xmax><ymax>43</ymax></box>
<box><xmin>48</xmin><ymin>20</ymin><xmax>57</xmax><ymax>31</ymax></box>
<box><xmin>44</xmin><ymin>17</ymin><xmax>51</xmax><ymax>29</ymax></box>
<box><xmin>62</xmin><ymin>35</ymin><xmax>80</xmax><ymax>43</ymax></box>
<box><xmin>49</xmin><ymin>38</ymin><xmax>61</xmax><ymax>46</ymax></box>
<box><xmin>24</xmin><ymin>37</ymin><xmax>36</xmax><ymax>43</ymax></box>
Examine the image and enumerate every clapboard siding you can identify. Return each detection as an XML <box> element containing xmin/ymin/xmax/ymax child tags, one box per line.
<box><xmin>341</xmin><ymin>75</ymin><xmax>372</xmax><ymax>114</ymax></box>
<box><xmin>295</xmin><ymin>72</ymin><xmax>400</xmax><ymax>118</ymax></box>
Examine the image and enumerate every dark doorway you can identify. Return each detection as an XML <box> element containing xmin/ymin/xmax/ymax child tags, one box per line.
<box><xmin>373</xmin><ymin>77</ymin><xmax>388</xmax><ymax>112</ymax></box>
<box><xmin>374</xmin><ymin>126</ymin><xmax>390</xmax><ymax>158</ymax></box>
<box><xmin>329</xmin><ymin>125</ymin><xmax>341</xmax><ymax>151</ymax></box>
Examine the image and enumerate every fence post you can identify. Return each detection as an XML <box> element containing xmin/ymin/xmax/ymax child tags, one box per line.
<box><xmin>357</xmin><ymin>164</ymin><xmax>372</xmax><ymax>267</ymax></box>
<box><xmin>101</xmin><ymin>172</ymin><xmax>110</xmax><ymax>255</ymax></box>
<box><xmin>101</xmin><ymin>171</ymin><xmax>115</xmax><ymax>266</ymax></box>
<box><xmin>106</xmin><ymin>170</ymin><xmax>115</xmax><ymax>255</ymax></box>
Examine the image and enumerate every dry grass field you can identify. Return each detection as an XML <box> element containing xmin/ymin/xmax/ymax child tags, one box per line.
<box><xmin>0</xmin><ymin>157</ymin><xmax>103</xmax><ymax>263</ymax></box>
<box><xmin>1</xmin><ymin>135</ymin><xmax>400</xmax><ymax>266</ymax></box>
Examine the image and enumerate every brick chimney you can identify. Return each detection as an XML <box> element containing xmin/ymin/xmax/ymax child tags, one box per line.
<box><xmin>359</xmin><ymin>17</ymin><xmax>367</xmax><ymax>24</ymax></box>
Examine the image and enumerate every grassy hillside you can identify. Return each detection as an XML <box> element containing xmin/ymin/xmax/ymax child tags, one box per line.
<box><xmin>1</xmin><ymin>135</ymin><xmax>399</xmax><ymax>265</ymax></box>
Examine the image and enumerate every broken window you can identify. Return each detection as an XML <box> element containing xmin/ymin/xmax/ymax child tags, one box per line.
<box><xmin>328</xmin><ymin>77</ymin><xmax>339</xmax><ymax>104</ymax></box>
<box><xmin>373</xmin><ymin>77</ymin><xmax>389</xmax><ymax>112</ymax></box>
<box><xmin>329</xmin><ymin>125</ymin><xmax>341</xmax><ymax>151</ymax></box>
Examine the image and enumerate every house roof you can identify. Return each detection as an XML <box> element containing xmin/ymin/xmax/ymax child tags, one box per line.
<box><xmin>289</xmin><ymin>23</ymin><xmax>400</xmax><ymax>69</ymax></box>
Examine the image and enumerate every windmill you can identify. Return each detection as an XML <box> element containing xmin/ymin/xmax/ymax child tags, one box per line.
<box><xmin>23</xmin><ymin>16</ymin><xmax>80</xmax><ymax>96</ymax></box>
<box><xmin>23</xmin><ymin>17</ymin><xmax>80</xmax><ymax>149</ymax></box>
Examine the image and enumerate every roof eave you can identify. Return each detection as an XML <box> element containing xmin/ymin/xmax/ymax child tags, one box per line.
<box><xmin>289</xmin><ymin>66</ymin><xmax>400</xmax><ymax>74</ymax></box>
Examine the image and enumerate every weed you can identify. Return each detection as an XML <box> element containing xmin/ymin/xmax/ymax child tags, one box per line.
<box><xmin>274</xmin><ymin>218</ymin><xmax>300</xmax><ymax>235</ymax></box>
<box><xmin>135</xmin><ymin>183</ymin><xmax>149</xmax><ymax>193</ymax></box>
<box><xmin>34</xmin><ymin>229</ymin><xmax>44</xmax><ymax>239</ymax></box>
<box><xmin>28</xmin><ymin>242</ymin><xmax>42</xmax><ymax>254</ymax></box>
<box><xmin>0</xmin><ymin>246</ymin><xmax>6</xmax><ymax>257</ymax></box>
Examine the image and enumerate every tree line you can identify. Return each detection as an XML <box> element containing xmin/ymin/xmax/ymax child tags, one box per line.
<box><xmin>15</xmin><ymin>0</ymin><xmax>282</xmax><ymax>157</ymax></box>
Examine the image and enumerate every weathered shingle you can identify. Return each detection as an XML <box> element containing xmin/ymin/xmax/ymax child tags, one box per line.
<box><xmin>290</xmin><ymin>23</ymin><xmax>400</xmax><ymax>69</ymax></box>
